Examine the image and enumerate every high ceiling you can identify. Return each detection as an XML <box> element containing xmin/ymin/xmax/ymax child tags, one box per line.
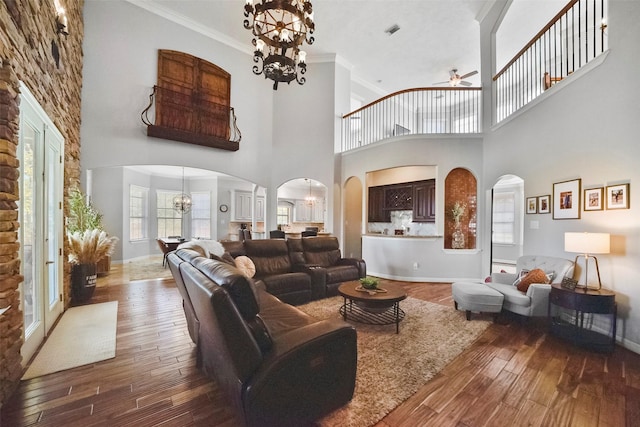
<box><xmin>134</xmin><ymin>0</ymin><xmax>494</xmax><ymax>94</ymax></box>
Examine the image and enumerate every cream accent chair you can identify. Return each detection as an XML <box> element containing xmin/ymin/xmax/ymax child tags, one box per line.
<box><xmin>487</xmin><ymin>255</ymin><xmax>575</xmax><ymax>317</ymax></box>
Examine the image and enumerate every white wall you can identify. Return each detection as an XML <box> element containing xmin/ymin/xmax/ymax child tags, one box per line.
<box><xmin>81</xmin><ymin>2</ymin><xmax>276</xmax><ymax>187</ymax></box>
<box><xmin>81</xmin><ymin>1</ymin><xmax>341</xmax><ymax>248</ymax></box>
<box><xmin>483</xmin><ymin>0</ymin><xmax>640</xmax><ymax>351</ymax></box>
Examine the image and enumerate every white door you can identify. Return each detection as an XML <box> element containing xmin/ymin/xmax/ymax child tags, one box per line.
<box><xmin>19</xmin><ymin>82</ymin><xmax>64</xmax><ymax>365</ymax></box>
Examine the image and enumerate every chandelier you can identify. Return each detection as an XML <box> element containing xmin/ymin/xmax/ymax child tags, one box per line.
<box><xmin>173</xmin><ymin>167</ymin><xmax>192</xmax><ymax>215</ymax></box>
<box><xmin>243</xmin><ymin>0</ymin><xmax>315</xmax><ymax>90</ymax></box>
<box><xmin>305</xmin><ymin>178</ymin><xmax>315</xmax><ymax>206</ymax></box>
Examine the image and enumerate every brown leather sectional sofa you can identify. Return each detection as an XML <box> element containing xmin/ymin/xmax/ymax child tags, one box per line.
<box><xmin>167</xmin><ymin>248</ymin><xmax>357</xmax><ymax>427</ymax></box>
<box><xmin>222</xmin><ymin>236</ymin><xmax>366</xmax><ymax>304</ymax></box>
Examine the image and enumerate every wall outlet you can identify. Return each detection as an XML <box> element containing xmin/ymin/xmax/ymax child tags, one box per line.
<box><xmin>413</xmin><ymin>262</ymin><xmax>419</xmax><ymax>270</ymax></box>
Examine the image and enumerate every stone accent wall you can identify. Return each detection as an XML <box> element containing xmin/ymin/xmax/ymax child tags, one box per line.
<box><xmin>0</xmin><ymin>0</ymin><xmax>84</xmax><ymax>406</ymax></box>
<box><xmin>444</xmin><ymin>168</ymin><xmax>477</xmax><ymax>250</ymax></box>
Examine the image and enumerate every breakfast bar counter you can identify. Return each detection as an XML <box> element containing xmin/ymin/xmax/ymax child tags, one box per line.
<box><xmin>362</xmin><ymin>234</ymin><xmax>482</xmax><ymax>283</ymax></box>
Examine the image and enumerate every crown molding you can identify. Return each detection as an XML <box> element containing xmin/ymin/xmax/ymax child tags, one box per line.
<box><xmin>126</xmin><ymin>0</ymin><xmax>253</xmax><ymax>55</ymax></box>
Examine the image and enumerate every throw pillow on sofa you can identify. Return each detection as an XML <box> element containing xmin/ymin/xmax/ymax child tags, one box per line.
<box><xmin>512</xmin><ymin>269</ymin><xmax>530</xmax><ymax>287</ymax></box>
<box><xmin>235</xmin><ymin>256</ymin><xmax>256</xmax><ymax>278</ymax></box>
<box><xmin>516</xmin><ymin>268</ymin><xmax>549</xmax><ymax>293</ymax></box>
<box><xmin>211</xmin><ymin>252</ymin><xmax>236</xmax><ymax>266</ymax></box>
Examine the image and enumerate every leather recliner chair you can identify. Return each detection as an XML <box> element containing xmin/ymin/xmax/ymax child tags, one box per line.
<box><xmin>300</xmin><ymin>236</ymin><xmax>366</xmax><ymax>298</ymax></box>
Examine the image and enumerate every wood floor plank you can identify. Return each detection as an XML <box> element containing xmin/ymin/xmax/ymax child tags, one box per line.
<box><xmin>571</xmin><ymin>388</ymin><xmax>600</xmax><ymax>427</ymax></box>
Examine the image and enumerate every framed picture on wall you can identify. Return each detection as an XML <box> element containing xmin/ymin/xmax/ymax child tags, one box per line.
<box><xmin>606</xmin><ymin>183</ymin><xmax>630</xmax><ymax>209</ymax></box>
<box><xmin>538</xmin><ymin>195</ymin><xmax>551</xmax><ymax>214</ymax></box>
<box><xmin>553</xmin><ymin>178</ymin><xmax>581</xmax><ymax>219</ymax></box>
<box><xmin>526</xmin><ymin>197</ymin><xmax>537</xmax><ymax>214</ymax></box>
<box><xmin>584</xmin><ymin>187</ymin><xmax>604</xmax><ymax>211</ymax></box>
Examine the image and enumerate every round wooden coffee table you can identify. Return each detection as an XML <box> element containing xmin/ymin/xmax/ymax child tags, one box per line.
<box><xmin>338</xmin><ymin>281</ymin><xmax>407</xmax><ymax>333</ymax></box>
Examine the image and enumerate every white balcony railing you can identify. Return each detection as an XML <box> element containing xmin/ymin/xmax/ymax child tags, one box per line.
<box><xmin>494</xmin><ymin>0</ymin><xmax>608</xmax><ymax>123</ymax></box>
<box><xmin>341</xmin><ymin>87</ymin><xmax>482</xmax><ymax>153</ymax></box>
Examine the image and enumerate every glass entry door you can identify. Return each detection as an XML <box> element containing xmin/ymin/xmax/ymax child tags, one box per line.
<box><xmin>18</xmin><ymin>83</ymin><xmax>64</xmax><ymax>365</ymax></box>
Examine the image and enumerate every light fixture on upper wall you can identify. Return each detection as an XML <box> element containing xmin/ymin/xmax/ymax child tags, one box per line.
<box><xmin>564</xmin><ymin>232</ymin><xmax>610</xmax><ymax>291</ymax></box>
<box><xmin>173</xmin><ymin>168</ymin><xmax>192</xmax><ymax>215</ymax></box>
<box><xmin>243</xmin><ymin>0</ymin><xmax>315</xmax><ymax>90</ymax></box>
<box><xmin>55</xmin><ymin>2</ymin><xmax>69</xmax><ymax>36</ymax></box>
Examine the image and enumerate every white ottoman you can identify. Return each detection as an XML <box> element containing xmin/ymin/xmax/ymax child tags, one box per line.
<box><xmin>452</xmin><ymin>281</ymin><xmax>504</xmax><ymax>321</ymax></box>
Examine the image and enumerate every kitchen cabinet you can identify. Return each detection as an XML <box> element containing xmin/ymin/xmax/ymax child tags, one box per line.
<box><xmin>233</xmin><ymin>191</ymin><xmax>252</xmax><ymax>221</ymax></box>
<box><xmin>255</xmin><ymin>196</ymin><xmax>265</xmax><ymax>221</ymax></box>
<box><xmin>232</xmin><ymin>191</ymin><xmax>265</xmax><ymax>222</ymax></box>
<box><xmin>314</xmin><ymin>199</ymin><xmax>325</xmax><ymax>222</ymax></box>
<box><xmin>384</xmin><ymin>184</ymin><xmax>413</xmax><ymax>210</ymax></box>
<box><xmin>368</xmin><ymin>186</ymin><xmax>390</xmax><ymax>222</ymax></box>
<box><xmin>294</xmin><ymin>199</ymin><xmax>324</xmax><ymax>222</ymax></box>
<box><xmin>294</xmin><ymin>200</ymin><xmax>312</xmax><ymax>222</ymax></box>
<box><xmin>413</xmin><ymin>179</ymin><xmax>436</xmax><ymax>222</ymax></box>
<box><xmin>367</xmin><ymin>179</ymin><xmax>435</xmax><ymax>223</ymax></box>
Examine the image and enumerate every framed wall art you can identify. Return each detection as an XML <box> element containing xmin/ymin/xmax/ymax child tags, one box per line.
<box><xmin>606</xmin><ymin>183</ymin><xmax>630</xmax><ymax>210</ymax></box>
<box><xmin>584</xmin><ymin>187</ymin><xmax>604</xmax><ymax>211</ymax></box>
<box><xmin>538</xmin><ymin>195</ymin><xmax>551</xmax><ymax>214</ymax></box>
<box><xmin>553</xmin><ymin>178</ymin><xmax>581</xmax><ymax>219</ymax></box>
<box><xmin>526</xmin><ymin>197</ymin><xmax>537</xmax><ymax>214</ymax></box>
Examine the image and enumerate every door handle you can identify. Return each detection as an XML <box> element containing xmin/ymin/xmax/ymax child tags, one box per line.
<box><xmin>45</xmin><ymin>261</ymin><xmax>54</xmax><ymax>265</ymax></box>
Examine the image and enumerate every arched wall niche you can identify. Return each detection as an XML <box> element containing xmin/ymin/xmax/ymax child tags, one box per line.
<box><xmin>444</xmin><ymin>167</ymin><xmax>477</xmax><ymax>249</ymax></box>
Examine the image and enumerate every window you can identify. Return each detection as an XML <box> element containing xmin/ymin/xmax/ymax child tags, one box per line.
<box><xmin>493</xmin><ymin>191</ymin><xmax>515</xmax><ymax>244</ymax></box>
<box><xmin>191</xmin><ymin>191</ymin><xmax>211</xmax><ymax>239</ymax></box>
<box><xmin>157</xmin><ymin>190</ymin><xmax>182</xmax><ymax>238</ymax></box>
<box><xmin>129</xmin><ymin>185</ymin><xmax>149</xmax><ymax>241</ymax></box>
<box><xmin>277</xmin><ymin>203</ymin><xmax>291</xmax><ymax>225</ymax></box>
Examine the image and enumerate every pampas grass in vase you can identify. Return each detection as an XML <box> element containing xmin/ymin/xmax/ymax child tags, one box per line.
<box><xmin>68</xmin><ymin>229</ymin><xmax>118</xmax><ymax>265</ymax></box>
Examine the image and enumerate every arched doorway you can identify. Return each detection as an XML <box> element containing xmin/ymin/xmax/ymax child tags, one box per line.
<box><xmin>277</xmin><ymin>178</ymin><xmax>327</xmax><ymax>234</ymax></box>
<box><xmin>491</xmin><ymin>175</ymin><xmax>524</xmax><ymax>273</ymax></box>
<box><xmin>343</xmin><ymin>177</ymin><xmax>363</xmax><ymax>259</ymax></box>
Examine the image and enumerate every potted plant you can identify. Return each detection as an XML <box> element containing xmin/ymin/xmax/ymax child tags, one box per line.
<box><xmin>359</xmin><ymin>276</ymin><xmax>379</xmax><ymax>290</ymax></box>
<box><xmin>67</xmin><ymin>188</ymin><xmax>118</xmax><ymax>302</ymax></box>
<box><xmin>450</xmin><ymin>201</ymin><xmax>466</xmax><ymax>249</ymax></box>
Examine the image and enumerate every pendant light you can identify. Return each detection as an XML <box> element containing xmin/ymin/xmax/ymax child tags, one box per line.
<box><xmin>305</xmin><ymin>178</ymin><xmax>315</xmax><ymax>206</ymax></box>
<box><xmin>173</xmin><ymin>167</ymin><xmax>192</xmax><ymax>215</ymax></box>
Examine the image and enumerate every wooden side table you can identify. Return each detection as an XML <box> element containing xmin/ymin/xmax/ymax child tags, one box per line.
<box><xmin>548</xmin><ymin>284</ymin><xmax>616</xmax><ymax>352</ymax></box>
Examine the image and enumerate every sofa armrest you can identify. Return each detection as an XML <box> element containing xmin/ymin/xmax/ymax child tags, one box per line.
<box><xmin>527</xmin><ymin>283</ymin><xmax>552</xmax><ymax>316</ymax></box>
<box><xmin>243</xmin><ymin>319</ymin><xmax>357</xmax><ymax>426</ymax></box>
<box><xmin>491</xmin><ymin>272</ymin><xmax>517</xmax><ymax>285</ymax></box>
<box><xmin>337</xmin><ymin>258</ymin><xmax>367</xmax><ymax>278</ymax></box>
<box><xmin>292</xmin><ymin>264</ymin><xmax>327</xmax><ymax>299</ymax></box>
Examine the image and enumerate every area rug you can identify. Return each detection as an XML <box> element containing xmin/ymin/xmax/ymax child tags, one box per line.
<box><xmin>296</xmin><ymin>296</ymin><xmax>490</xmax><ymax>427</ymax></box>
<box><xmin>127</xmin><ymin>255</ymin><xmax>173</xmax><ymax>281</ymax></box>
<box><xmin>22</xmin><ymin>301</ymin><xmax>118</xmax><ymax>380</ymax></box>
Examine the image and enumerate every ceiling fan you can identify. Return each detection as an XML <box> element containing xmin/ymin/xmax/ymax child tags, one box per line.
<box><xmin>433</xmin><ymin>69</ymin><xmax>478</xmax><ymax>87</ymax></box>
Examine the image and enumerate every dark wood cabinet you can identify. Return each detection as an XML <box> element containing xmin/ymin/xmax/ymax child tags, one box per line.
<box><xmin>368</xmin><ymin>180</ymin><xmax>435</xmax><ymax>223</ymax></box>
<box><xmin>384</xmin><ymin>184</ymin><xmax>413</xmax><ymax>210</ymax></box>
<box><xmin>548</xmin><ymin>284</ymin><xmax>616</xmax><ymax>353</ymax></box>
<box><xmin>413</xmin><ymin>179</ymin><xmax>435</xmax><ymax>222</ymax></box>
<box><xmin>368</xmin><ymin>186</ymin><xmax>390</xmax><ymax>222</ymax></box>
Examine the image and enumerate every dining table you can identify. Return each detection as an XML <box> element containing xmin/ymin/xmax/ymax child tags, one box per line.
<box><xmin>159</xmin><ymin>237</ymin><xmax>185</xmax><ymax>252</ymax></box>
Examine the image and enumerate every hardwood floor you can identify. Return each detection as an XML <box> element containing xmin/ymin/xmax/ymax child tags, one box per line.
<box><xmin>2</xmin><ymin>267</ymin><xmax>639</xmax><ymax>426</ymax></box>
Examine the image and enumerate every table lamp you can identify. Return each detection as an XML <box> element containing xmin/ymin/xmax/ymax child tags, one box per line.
<box><xmin>564</xmin><ymin>232</ymin><xmax>610</xmax><ymax>291</ymax></box>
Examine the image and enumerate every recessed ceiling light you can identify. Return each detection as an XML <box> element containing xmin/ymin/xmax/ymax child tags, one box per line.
<box><xmin>385</xmin><ymin>24</ymin><xmax>400</xmax><ymax>35</ymax></box>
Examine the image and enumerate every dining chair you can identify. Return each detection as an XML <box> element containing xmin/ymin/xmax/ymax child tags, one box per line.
<box><xmin>270</xmin><ymin>230</ymin><xmax>286</xmax><ymax>239</ymax></box>
<box><xmin>156</xmin><ymin>239</ymin><xmax>171</xmax><ymax>268</ymax></box>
